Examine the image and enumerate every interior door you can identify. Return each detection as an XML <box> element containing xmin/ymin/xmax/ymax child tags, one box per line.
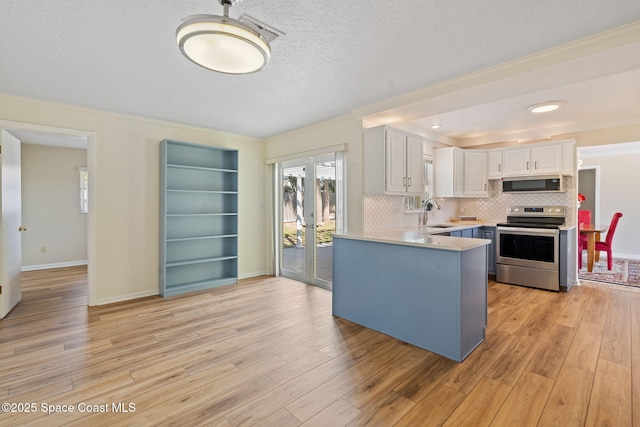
<box><xmin>0</xmin><ymin>130</ymin><xmax>23</xmax><ymax>319</ymax></box>
<box><xmin>279</xmin><ymin>154</ymin><xmax>336</xmax><ymax>289</ymax></box>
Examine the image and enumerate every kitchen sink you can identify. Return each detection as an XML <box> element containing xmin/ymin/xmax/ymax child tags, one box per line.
<box><xmin>432</xmin><ymin>224</ymin><xmax>455</xmax><ymax>228</ymax></box>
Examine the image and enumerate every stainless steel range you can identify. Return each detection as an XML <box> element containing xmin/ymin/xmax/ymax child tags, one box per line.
<box><xmin>496</xmin><ymin>206</ymin><xmax>566</xmax><ymax>291</ymax></box>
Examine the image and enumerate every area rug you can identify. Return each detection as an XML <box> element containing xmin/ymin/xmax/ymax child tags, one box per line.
<box><xmin>578</xmin><ymin>255</ymin><xmax>640</xmax><ymax>288</ymax></box>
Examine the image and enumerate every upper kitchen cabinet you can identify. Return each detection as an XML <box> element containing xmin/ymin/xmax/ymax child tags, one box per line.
<box><xmin>464</xmin><ymin>151</ymin><xmax>488</xmax><ymax>196</ymax></box>
<box><xmin>364</xmin><ymin>126</ymin><xmax>424</xmax><ymax>196</ymax></box>
<box><xmin>434</xmin><ymin>147</ymin><xmax>463</xmax><ymax>197</ymax></box>
<box><xmin>487</xmin><ymin>150</ymin><xmax>503</xmax><ymax>179</ymax></box>
<box><xmin>501</xmin><ymin>140</ymin><xmax>575</xmax><ymax>177</ymax></box>
<box><xmin>435</xmin><ymin>147</ymin><xmax>488</xmax><ymax>197</ymax></box>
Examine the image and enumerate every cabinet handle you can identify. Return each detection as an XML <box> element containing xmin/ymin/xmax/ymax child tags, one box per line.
<box><xmin>407</xmin><ymin>177</ymin><xmax>412</xmax><ymax>186</ymax></box>
<box><xmin>526</xmin><ymin>161</ymin><xmax>530</xmax><ymax>170</ymax></box>
<box><xmin>535</xmin><ymin>161</ymin><xmax>538</xmax><ymax>169</ymax></box>
<box><xmin>498</xmin><ymin>164</ymin><xmax>501</xmax><ymax>172</ymax></box>
<box><xmin>484</xmin><ymin>183</ymin><xmax>487</xmax><ymax>191</ymax></box>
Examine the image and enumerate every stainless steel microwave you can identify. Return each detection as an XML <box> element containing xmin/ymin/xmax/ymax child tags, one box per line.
<box><xmin>501</xmin><ymin>175</ymin><xmax>564</xmax><ymax>193</ymax></box>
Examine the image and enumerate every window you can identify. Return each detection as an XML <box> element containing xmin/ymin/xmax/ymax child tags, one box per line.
<box><xmin>79</xmin><ymin>167</ymin><xmax>88</xmax><ymax>213</ymax></box>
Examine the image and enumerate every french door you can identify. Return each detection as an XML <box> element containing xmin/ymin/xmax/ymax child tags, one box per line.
<box><xmin>279</xmin><ymin>153</ymin><xmax>340</xmax><ymax>289</ymax></box>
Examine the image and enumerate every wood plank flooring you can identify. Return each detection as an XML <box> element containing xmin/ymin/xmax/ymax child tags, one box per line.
<box><xmin>1</xmin><ymin>266</ymin><xmax>638</xmax><ymax>426</ymax></box>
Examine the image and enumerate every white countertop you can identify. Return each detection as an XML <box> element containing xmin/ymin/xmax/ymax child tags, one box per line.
<box><xmin>334</xmin><ymin>227</ymin><xmax>491</xmax><ymax>252</ymax></box>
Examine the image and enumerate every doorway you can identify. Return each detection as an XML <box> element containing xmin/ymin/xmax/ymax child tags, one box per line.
<box><xmin>0</xmin><ymin>121</ymin><xmax>95</xmax><ymax>318</ymax></box>
<box><xmin>578</xmin><ymin>166</ymin><xmax>600</xmax><ymax>225</ymax></box>
<box><xmin>278</xmin><ymin>153</ymin><xmax>341</xmax><ymax>289</ymax></box>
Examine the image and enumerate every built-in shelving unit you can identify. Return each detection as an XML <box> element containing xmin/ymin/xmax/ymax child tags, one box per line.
<box><xmin>160</xmin><ymin>140</ymin><xmax>238</xmax><ymax>297</ymax></box>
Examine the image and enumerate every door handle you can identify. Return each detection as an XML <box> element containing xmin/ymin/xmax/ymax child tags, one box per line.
<box><xmin>18</xmin><ymin>226</ymin><xmax>27</xmax><ymax>232</ymax></box>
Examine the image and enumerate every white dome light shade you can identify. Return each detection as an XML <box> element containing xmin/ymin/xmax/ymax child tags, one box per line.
<box><xmin>177</xmin><ymin>16</ymin><xmax>270</xmax><ymax>74</ymax></box>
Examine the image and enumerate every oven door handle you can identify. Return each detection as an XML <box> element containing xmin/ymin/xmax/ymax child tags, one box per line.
<box><xmin>497</xmin><ymin>227</ymin><xmax>559</xmax><ymax>237</ymax></box>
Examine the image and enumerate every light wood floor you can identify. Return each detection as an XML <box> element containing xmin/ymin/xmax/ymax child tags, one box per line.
<box><xmin>1</xmin><ymin>267</ymin><xmax>638</xmax><ymax>426</ymax></box>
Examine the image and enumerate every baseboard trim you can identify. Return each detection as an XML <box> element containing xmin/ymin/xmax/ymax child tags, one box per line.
<box><xmin>22</xmin><ymin>260</ymin><xmax>88</xmax><ymax>272</ymax></box>
<box><xmin>95</xmin><ymin>289</ymin><xmax>159</xmax><ymax>306</ymax></box>
<box><xmin>239</xmin><ymin>270</ymin><xmax>272</xmax><ymax>280</ymax></box>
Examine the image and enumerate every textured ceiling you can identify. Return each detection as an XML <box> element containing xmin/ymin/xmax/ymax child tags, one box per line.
<box><xmin>1</xmin><ymin>1</ymin><xmax>640</xmax><ymax>139</ymax></box>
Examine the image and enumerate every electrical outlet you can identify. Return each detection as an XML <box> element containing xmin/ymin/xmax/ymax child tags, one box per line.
<box><xmin>40</xmin><ymin>246</ymin><xmax>47</xmax><ymax>253</ymax></box>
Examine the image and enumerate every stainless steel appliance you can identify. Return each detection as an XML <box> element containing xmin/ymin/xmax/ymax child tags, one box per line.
<box><xmin>502</xmin><ymin>175</ymin><xmax>564</xmax><ymax>193</ymax></box>
<box><xmin>496</xmin><ymin>206</ymin><xmax>565</xmax><ymax>291</ymax></box>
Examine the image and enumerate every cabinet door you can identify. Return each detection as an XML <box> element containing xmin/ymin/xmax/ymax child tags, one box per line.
<box><xmin>406</xmin><ymin>136</ymin><xmax>424</xmax><ymax>195</ymax></box>
<box><xmin>464</xmin><ymin>151</ymin><xmax>488</xmax><ymax>196</ymax></box>
<box><xmin>488</xmin><ymin>150</ymin><xmax>503</xmax><ymax>179</ymax></box>
<box><xmin>531</xmin><ymin>144</ymin><xmax>562</xmax><ymax>175</ymax></box>
<box><xmin>481</xmin><ymin>228</ymin><xmax>496</xmax><ymax>275</ymax></box>
<box><xmin>460</xmin><ymin>228</ymin><xmax>474</xmax><ymax>238</ymax></box>
<box><xmin>503</xmin><ymin>147</ymin><xmax>531</xmax><ymax>176</ymax></box>
<box><xmin>454</xmin><ymin>148</ymin><xmax>464</xmax><ymax>196</ymax></box>
<box><xmin>434</xmin><ymin>147</ymin><xmax>463</xmax><ymax>197</ymax></box>
<box><xmin>385</xmin><ymin>130</ymin><xmax>407</xmax><ymax>194</ymax></box>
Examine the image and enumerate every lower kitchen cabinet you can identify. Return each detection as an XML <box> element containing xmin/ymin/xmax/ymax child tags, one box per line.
<box><xmin>478</xmin><ymin>227</ymin><xmax>496</xmax><ymax>275</ymax></box>
<box><xmin>450</xmin><ymin>228</ymin><xmax>476</xmax><ymax>238</ymax></box>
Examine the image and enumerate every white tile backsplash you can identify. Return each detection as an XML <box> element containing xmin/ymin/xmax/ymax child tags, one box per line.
<box><xmin>458</xmin><ymin>176</ymin><xmax>575</xmax><ymax>225</ymax></box>
<box><xmin>363</xmin><ymin>176</ymin><xmax>576</xmax><ymax>231</ymax></box>
<box><xmin>363</xmin><ymin>195</ymin><xmax>457</xmax><ymax>231</ymax></box>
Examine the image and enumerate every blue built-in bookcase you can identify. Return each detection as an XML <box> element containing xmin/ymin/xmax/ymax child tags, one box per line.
<box><xmin>160</xmin><ymin>140</ymin><xmax>238</xmax><ymax>297</ymax></box>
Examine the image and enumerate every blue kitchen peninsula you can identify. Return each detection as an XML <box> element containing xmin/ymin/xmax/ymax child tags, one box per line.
<box><xmin>332</xmin><ymin>229</ymin><xmax>490</xmax><ymax>362</ymax></box>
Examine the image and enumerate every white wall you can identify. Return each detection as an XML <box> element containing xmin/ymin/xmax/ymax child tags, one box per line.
<box><xmin>579</xmin><ymin>144</ymin><xmax>640</xmax><ymax>258</ymax></box>
<box><xmin>21</xmin><ymin>144</ymin><xmax>87</xmax><ymax>269</ymax></box>
<box><xmin>1</xmin><ymin>93</ymin><xmax>268</xmax><ymax>305</ymax></box>
<box><xmin>265</xmin><ymin>116</ymin><xmax>364</xmax><ymax>234</ymax></box>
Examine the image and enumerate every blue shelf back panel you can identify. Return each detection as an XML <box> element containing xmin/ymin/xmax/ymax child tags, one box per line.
<box><xmin>161</xmin><ymin>139</ymin><xmax>238</xmax><ymax>297</ymax></box>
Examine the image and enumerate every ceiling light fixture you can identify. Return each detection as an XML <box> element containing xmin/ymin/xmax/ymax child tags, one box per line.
<box><xmin>177</xmin><ymin>0</ymin><xmax>270</xmax><ymax>74</ymax></box>
<box><xmin>431</xmin><ymin>124</ymin><xmax>441</xmax><ymax>130</ymax></box>
<box><xmin>528</xmin><ymin>101</ymin><xmax>564</xmax><ymax>113</ymax></box>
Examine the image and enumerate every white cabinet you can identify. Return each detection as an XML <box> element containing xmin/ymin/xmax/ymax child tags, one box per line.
<box><xmin>531</xmin><ymin>144</ymin><xmax>563</xmax><ymax>174</ymax></box>
<box><xmin>364</xmin><ymin>126</ymin><xmax>424</xmax><ymax>195</ymax></box>
<box><xmin>488</xmin><ymin>150</ymin><xmax>503</xmax><ymax>179</ymax></box>
<box><xmin>464</xmin><ymin>151</ymin><xmax>488</xmax><ymax>196</ymax></box>
<box><xmin>503</xmin><ymin>147</ymin><xmax>531</xmax><ymax>176</ymax></box>
<box><xmin>434</xmin><ymin>147</ymin><xmax>464</xmax><ymax>197</ymax></box>
<box><xmin>503</xmin><ymin>143</ymin><xmax>564</xmax><ymax>176</ymax></box>
<box><xmin>435</xmin><ymin>148</ymin><xmax>488</xmax><ymax>197</ymax></box>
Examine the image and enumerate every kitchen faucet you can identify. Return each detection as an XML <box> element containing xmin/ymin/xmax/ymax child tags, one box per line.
<box><xmin>419</xmin><ymin>197</ymin><xmax>441</xmax><ymax>225</ymax></box>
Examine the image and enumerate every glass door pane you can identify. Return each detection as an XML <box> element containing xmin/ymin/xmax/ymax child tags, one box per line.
<box><xmin>278</xmin><ymin>153</ymin><xmax>339</xmax><ymax>289</ymax></box>
<box><xmin>281</xmin><ymin>163</ymin><xmax>306</xmax><ymax>279</ymax></box>
<box><xmin>314</xmin><ymin>159</ymin><xmax>335</xmax><ymax>285</ymax></box>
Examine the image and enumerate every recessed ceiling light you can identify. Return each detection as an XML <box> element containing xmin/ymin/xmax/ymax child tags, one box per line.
<box><xmin>528</xmin><ymin>101</ymin><xmax>563</xmax><ymax>113</ymax></box>
<box><xmin>431</xmin><ymin>124</ymin><xmax>441</xmax><ymax>129</ymax></box>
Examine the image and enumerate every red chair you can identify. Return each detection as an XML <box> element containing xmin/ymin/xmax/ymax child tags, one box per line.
<box><xmin>579</xmin><ymin>212</ymin><xmax>623</xmax><ymax>270</ymax></box>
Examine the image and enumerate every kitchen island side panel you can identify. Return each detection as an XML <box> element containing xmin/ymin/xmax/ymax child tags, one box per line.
<box><xmin>332</xmin><ymin>237</ymin><xmax>487</xmax><ymax>362</ymax></box>
<box><xmin>459</xmin><ymin>246</ymin><xmax>489</xmax><ymax>359</ymax></box>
